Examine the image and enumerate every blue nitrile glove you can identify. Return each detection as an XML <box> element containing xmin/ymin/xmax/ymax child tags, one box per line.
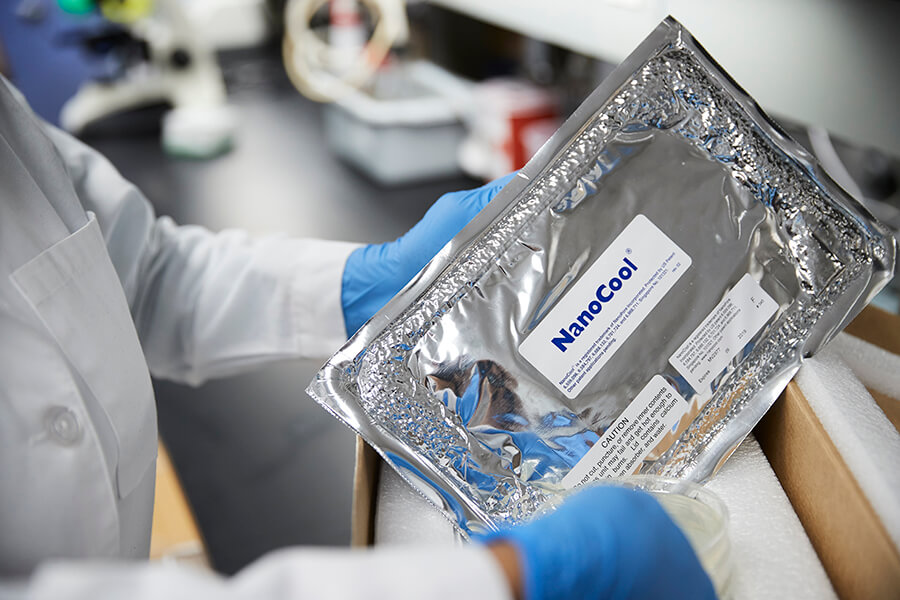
<box><xmin>341</xmin><ymin>173</ymin><xmax>517</xmax><ymax>336</ymax></box>
<box><xmin>481</xmin><ymin>485</ymin><xmax>717</xmax><ymax>600</ymax></box>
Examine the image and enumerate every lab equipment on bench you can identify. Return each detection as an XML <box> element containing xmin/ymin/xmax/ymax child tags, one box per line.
<box><xmin>458</xmin><ymin>78</ymin><xmax>560</xmax><ymax>181</ymax></box>
<box><xmin>308</xmin><ymin>16</ymin><xmax>895</xmax><ymax>538</ymax></box>
<box><xmin>58</xmin><ymin>0</ymin><xmax>234</xmax><ymax>158</ymax></box>
<box><xmin>282</xmin><ymin>0</ymin><xmax>409</xmax><ymax>103</ymax></box>
<box><xmin>323</xmin><ymin>60</ymin><xmax>472</xmax><ymax>185</ymax></box>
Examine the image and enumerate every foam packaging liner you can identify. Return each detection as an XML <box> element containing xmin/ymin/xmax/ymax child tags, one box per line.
<box><xmin>373</xmin><ymin>435</ymin><xmax>836</xmax><ymax>599</ymax></box>
<box><xmin>375</xmin><ymin>463</ymin><xmax>461</xmax><ymax>548</ymax></box>
<box><xmin>794</xmin><ymin>345</ymin><xmax>900</xmax><ymax>556</ymax></box>
<box><xmin>755</xmin><ymin>305</ymin><xmax>900</xmax><ymax>599</ymax></box>
<box><xmin>829</xmin><ymin>333</ymin><xmax>900</xmax><ymax>403</ymax></box>
<box><xmin>705</xmin><ymin>437</ymin><xmax>836</xmax><ymax>600</ymax></box>
<box><xmin>363</xmin><ymin>305</ymin><xmax>900</xmax><ymax>597</ymax></box>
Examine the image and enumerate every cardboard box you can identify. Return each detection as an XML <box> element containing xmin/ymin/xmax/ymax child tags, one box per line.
<box><xmin>150</xmin><ymin>442</ymin><xmax>209</xmax><ymax>566</ymax></box>
<box><xmin>351</xmin><ymin>436</ymin><xmax>381</xmax><ymax>548</ymax></box>
<box><xmin>351</xmin><ymin>306</ymin><xmax>900</xmax><ymax>598</ymax></box>
<box><xmin>756</xmin><ymin>305</ymin><xmax>900</xmax><ymax>600</ymax></box>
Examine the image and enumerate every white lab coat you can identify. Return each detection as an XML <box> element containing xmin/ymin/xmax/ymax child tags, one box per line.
<box><xmin>0</xmin><ymin>79</ymin><xmax>511</xmax><ymax>600</ymax></box>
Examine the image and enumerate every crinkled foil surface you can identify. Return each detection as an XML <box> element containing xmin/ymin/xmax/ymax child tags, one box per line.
<box><xmin>308</xmin><ymin>17</ymin><xmax>896</xmax><ymax>535</ymax></box>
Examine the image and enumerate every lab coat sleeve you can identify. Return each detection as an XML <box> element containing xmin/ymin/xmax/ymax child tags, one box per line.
<box><xmin>41</xmin><ymin>124</ymin><xmax>359</xmax><ymax>385</ymax></box>
<box><xmin>21</xmin><ymin>546</ymin><xmax>514</xmax><ymax>600</ymax></box>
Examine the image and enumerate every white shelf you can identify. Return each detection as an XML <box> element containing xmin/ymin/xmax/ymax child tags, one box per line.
<box><xmin>429</xmin><ymin>0</ymin><xmax>900</xmax><ymax>158</ymax></box>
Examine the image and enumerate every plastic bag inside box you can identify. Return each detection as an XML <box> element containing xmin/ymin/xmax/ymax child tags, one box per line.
<box><xmin>308</xmin><ymin>17</ymin><xmax>896</xmax><ymax>535</ymax></box>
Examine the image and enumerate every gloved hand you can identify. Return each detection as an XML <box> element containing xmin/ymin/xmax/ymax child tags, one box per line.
<box><xmin>341</xmin><ymin>173</ymin><xmax>517</xmax><ymax>335</ymax></box>
<box><xmin>481</xmin><ymin>485</ymin><xmax>717</xmax><ymax>600</ymax></box>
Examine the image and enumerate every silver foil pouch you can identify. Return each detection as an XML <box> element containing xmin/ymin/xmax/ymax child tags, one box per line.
<box><xmin>308</xmin><ymin>17</ymin><xmax>896</xmax><ymax>535</ymax></box>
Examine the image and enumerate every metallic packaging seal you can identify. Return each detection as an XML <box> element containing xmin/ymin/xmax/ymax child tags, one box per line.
<box><xmin>308</xmin><ymin>17</ymin><xmax>896</xmax><ymax>535</ymax></box>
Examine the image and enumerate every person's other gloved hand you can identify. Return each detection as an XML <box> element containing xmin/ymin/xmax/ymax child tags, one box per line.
<box><xmin>481</xmin><ymin>485</ymin><xmax>717</xmax><ymax>600</ymax></box>
<box><xmin>341</xmin><ymin>173</ymin><xmax>517</xmax><ymax>336</ymax></box>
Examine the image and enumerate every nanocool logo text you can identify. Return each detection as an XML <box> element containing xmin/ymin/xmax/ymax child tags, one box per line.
<box><xmin>551</xmin><ymin>257</ymin><xmax>638</xmax><ymax>352</ymax></box>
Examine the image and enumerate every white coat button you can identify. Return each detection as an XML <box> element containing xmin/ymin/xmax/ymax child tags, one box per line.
<box><xmin>46</xmin><ymin>406</ymin><xmax>82</xmax><ymax>445</ymax></box>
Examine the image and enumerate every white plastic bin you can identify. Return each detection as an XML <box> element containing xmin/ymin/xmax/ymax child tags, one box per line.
<box><xmin>323</xmin><ymin>61</ymin><xmax>471</xmax><ymax>185</ymax></box>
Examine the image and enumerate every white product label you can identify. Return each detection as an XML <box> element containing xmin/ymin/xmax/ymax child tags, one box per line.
<box><xmin>519</xmin><ymin>215</ymin><xmax>691</xmax><ymax>399</ymax></box>
<box><xmin>562</xmin><ymin>375</ymin><xmax>689</xmax><ymax>488</ymax></box>
<box><xmin>669</xmin><ymin>273</ymin><xmax>778</xmax><ymax>395</ymax></box>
